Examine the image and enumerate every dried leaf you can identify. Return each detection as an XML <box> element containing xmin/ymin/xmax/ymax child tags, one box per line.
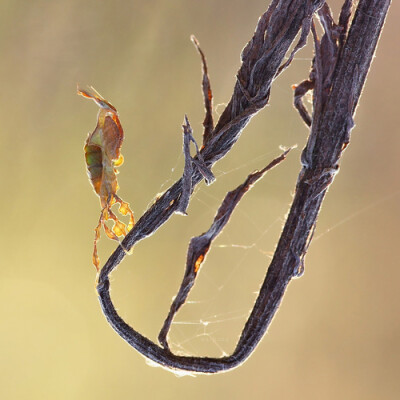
<box><xmin>78</xmin><ymin>86</ymin><xmax>135</xmax><ymax>270</ymax></box>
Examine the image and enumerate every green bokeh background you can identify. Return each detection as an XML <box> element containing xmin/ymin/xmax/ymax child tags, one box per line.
<box><xmin>0</xmin><ymin>1</ymin><xmax>399</xmax><ymax>399</ymax></box>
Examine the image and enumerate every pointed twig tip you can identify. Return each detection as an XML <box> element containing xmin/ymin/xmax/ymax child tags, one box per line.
<box><xmin>183</xmin><ymin>114</ymin><xmax>190</xmax><ymax>128</ymax></box>
<box><xmin>190</xmin><ymin>34</ymin><xmax>198</xmax><ymax>46</ymax></box>
<box><xmin>280</xmin><ymin>145</ymin><xmax>297</xmax><ymax>155</ymax></box>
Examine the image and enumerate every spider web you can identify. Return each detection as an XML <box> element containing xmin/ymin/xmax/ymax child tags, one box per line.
<box><xmin>161</xmin><ymin>183</ymin><xmax>400</xmax><ymax>358</ymax></box>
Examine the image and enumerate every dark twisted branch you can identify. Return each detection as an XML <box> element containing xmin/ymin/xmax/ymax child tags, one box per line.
<box><xmin>96</xmin><ymin>0</ymin><xmax>391</xmax><ymax>373</ymax></box>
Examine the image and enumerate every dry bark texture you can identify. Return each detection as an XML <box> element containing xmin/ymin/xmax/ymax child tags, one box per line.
<box><xmin>96</xmin><ymin>0</ymin><xmax>391</xmax><ymax>373</ymax></box>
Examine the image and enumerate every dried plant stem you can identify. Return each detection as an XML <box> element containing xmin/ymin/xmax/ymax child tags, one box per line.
<box><xmin>96</xmin><ymin>0</ymin><xmax>391</xmax><ymax>374</ymax></box>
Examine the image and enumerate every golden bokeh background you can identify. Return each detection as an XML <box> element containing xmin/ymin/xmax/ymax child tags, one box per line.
<box><xmin>0</xmin><ymin>1</ymin><xmax>399</xmax><ymax>399</ymax></box>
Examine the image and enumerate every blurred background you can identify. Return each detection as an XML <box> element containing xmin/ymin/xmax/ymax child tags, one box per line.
<box><xmin>0</xmin><ymin>0</ymin><xmax>399</xmax><ymax>399</ymax></box>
